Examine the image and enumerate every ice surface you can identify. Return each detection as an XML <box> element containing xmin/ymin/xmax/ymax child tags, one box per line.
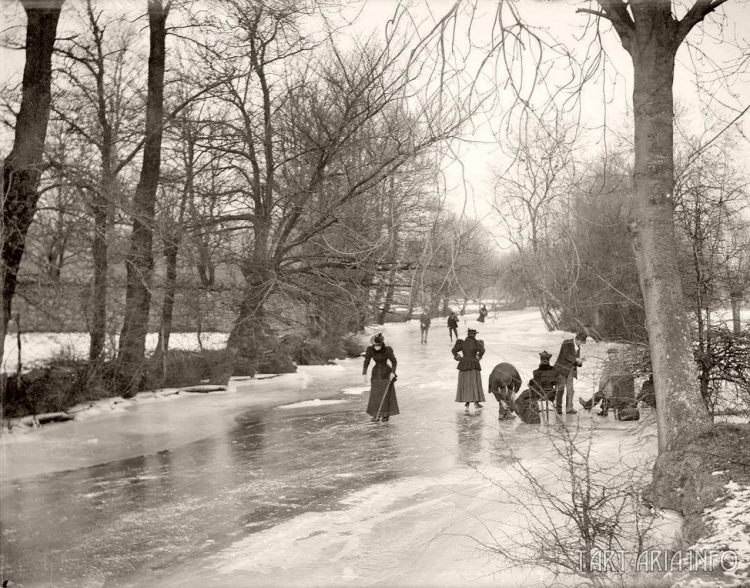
<box><xmin>3</xmin><ymin>309</ymin><xmax>737</xmax><ymax>587</ymax></box>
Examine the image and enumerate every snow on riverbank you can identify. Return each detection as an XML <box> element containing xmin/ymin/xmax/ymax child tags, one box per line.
<box><xmin>1</xmin><ymin>331</ymin><xmax>230</xmax><ymax>374</ymax></box>
<box><xmin>690</xmin><ymin>481</ymin><xmax>750</xmax><ymax>582</ymax></box>
<box><xmin>2</xmin><ymin>308</ymin><xmax>747</xmax><ymax>587</ymax></box>
<box><xmin>0</xmin><ymin>364</ymin><xmax>353</xmax><ymax>479</ymax></box>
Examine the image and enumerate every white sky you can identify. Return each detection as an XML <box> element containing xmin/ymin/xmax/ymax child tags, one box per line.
<box><xmin>2</xmin><ymin>0</ymin><xmax>749</xmax><ymax>239</ymax></box>
<box><xmin>322</xmin><ymin>1</ymin><xmax>750</xmax><ymax>235</ymax></box>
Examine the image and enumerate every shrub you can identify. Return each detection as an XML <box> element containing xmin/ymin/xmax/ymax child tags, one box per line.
<box><xmin>698</xmin><ymin>326</ymin><xmax>750</xmax><ymax>415</ymax></box>
<box><xmin>1</xmin><ymin>363</ymin><xmax>89</xmax><ymax>419</ymax></box>
<box><xmin>342</xmin><ymin>335</ymin><xmax>364</xmax><ymax>358</ymax></box>
<box><xmin>484</xmin><ymin>423</ymin><xmax>657</xmax><ymax>584</ymax></box>
<box><xmin>1</xmin><ymin>348</ymin><xmax>256</xmax><ymax>421</ymax></box>
<box><xmin>143</xmin><ymin>349</ymin><xmax>249</xmax><ymax>389</ymax></box>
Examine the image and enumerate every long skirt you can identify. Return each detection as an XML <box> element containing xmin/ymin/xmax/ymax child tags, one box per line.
<box><xmin>366</xmin><ymin>378</ymin><xmax>399</xmax><ymax>417</ymax></box>
<box><xmin>455</xmin><ymin>370</ymin><xmax>485</xmax><ymax>403</ymax></box>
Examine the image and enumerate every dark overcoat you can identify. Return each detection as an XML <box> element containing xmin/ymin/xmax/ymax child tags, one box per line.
<box><xmin>452</xmin><ymin>336</ymin><xmax>485</xmax><ymax>371</ymax></box>
<box><xmin>554</xmin><ymin>338</ymin><xmax>580</xmax><ymax>379</ymax></box>
<box><xmin>363</xmin><ymin>345</ymin><xmax>399</xmax><ymax>417</ymax></box>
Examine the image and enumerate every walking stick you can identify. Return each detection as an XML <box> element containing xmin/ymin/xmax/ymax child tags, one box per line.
<box><xmin>375</xmin><ymin>377</ymin><xmax>395</xmax><ymax>421</ymax></box>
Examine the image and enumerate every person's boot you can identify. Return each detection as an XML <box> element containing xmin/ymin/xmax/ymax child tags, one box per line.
<box><xmin>370</xmin><ymin>416</ymin><xmax>379</xmax><ymax>422</ymax></box>
<box><xmin>579</xmin><ymin>398</ymin><xmax>592</xmax><ymax>411</ymax></box>
<box><xmin>381</xmin><ymin>416</ymin><xmax>389</xmax><ymax>422</ymax></box>
<box><xmin>475</xmin><ymin>402</ymin><xmax>483</xmax><ymax>409</ymax></box>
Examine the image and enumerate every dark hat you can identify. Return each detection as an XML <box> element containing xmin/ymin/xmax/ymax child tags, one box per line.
<box><xmin>575</xmin><ymin>330</ymin><xmax>587</xmax><ymax>342</ymax></box>
<box><xmin>539</xmin><ymin>350</ymin><xmax>552</xmax><ymax>361</ymax></box>
<box><xmin>370</xmin><ymin>333</ymin><xmax>384</xmax><ymax>345</ymax></box>
<box><xmin>467</xmin><ymin>328</ymin><xmax>477</xmax><ymax>335</ymax></box>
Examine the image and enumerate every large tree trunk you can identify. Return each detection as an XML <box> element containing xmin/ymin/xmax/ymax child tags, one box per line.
<box><xmin>1</xmin><ymin>1</ymin><xmax>64</xmax><ymax>372</ymax></box>
<box><xmin>730</xmin><ymin>295</ymin><xmax>742</xmax><ymax>336</ymax></box>
<box><xmin>89</xmin><ymin>58</ymin><xmax>117</xmax><ymax>363</ymax></box>
<box><xmin>117</xmin><ymin>1</ymin><xmax>169</xmax><ymax>395</ymax></box>
<box><xmin>378</xmin><ymin>271</ymin><xmax>396</xmax><ymax>324</ymax></box>
<box><xmin>628</xmin><ymin>19</ymin><xmax>711</xmax><ymax>452</ymax></box>
<box><xmin>405</xmin><ymin>272</ymin><xmax>416</xmax><ymax>320</ymax></box>
<box><xmin>154</xmin><ymin>238</ymin><xmax>178</xmax><ymax>366</ymax></box>
<box><xmin>195</xmin><ymin>239</ymin><xmax>215</xmax><ymax>288</ymax></box>
<box><xmin>226</xmin><ymin>270</ymin><xmax>295</xmax><ymax>374</ymax></box>
<box><xmin>89</xmin><ymin>167</ymin><xmax>111</xmax><ymax>363</ymax></box>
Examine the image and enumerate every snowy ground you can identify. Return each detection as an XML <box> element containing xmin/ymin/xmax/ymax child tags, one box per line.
<box><xmin>1</xmin><ymin>309</ymin><xmax>747</xmax><ymax>587</ymax></box>
<box><xmin>1</xmin><ymin>331</ymin><xmax>229</xmax><ymax>374</ymax></box>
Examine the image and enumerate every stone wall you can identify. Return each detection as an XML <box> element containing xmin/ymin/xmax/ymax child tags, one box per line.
<box><xmin>9</xmin><ymin>280</ymin><xmax>304</xmax><ymax>335</ymax></box>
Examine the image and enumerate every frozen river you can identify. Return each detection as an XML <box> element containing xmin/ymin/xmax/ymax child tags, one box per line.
<box><xmin>1</xmin><ymin>310</ymin><xmax>656</xmax><ymax>587</ymax></box>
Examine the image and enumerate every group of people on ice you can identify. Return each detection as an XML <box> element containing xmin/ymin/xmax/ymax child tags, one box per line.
<box><xmin>453</xmin><ymin>327</ymin><xmax>588</xmax><ymax>420</ymax></box>
<box><xmin>362</xmin><ymin>308</ymin><xmax>655</xmax><ymax>424</ymax></box>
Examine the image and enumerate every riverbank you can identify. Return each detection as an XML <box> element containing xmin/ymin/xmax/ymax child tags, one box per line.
<box><xmin>0</xmin><ymin>363</ymin><xmax>362</xmax><ymax>480</ymax></box>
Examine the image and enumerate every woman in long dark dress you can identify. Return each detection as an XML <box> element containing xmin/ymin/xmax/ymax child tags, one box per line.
<box><xmin>452</xmin><ymin>328</ymin><xmax>485</xmax><ymax>410</ymax></box>
<box><xmin>362</xmin><ymin>333</ymin><xmax>398</xmax><ymax>422</ymax></box>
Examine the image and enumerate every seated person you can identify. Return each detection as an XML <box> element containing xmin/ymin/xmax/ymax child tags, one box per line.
<box><xmin>579</xmin><ymin>348</ymin><xmax>634</xmax><ymax>416</ymax></box>
<box><xmin>635</xmin><ymin>374</ymin><xmax>656</xmax><ymax>408</ymax></box>
<box><xmin>528</xmin><ymin>350</ymin><xmax>559</xmax><ymax>402</ymax></box>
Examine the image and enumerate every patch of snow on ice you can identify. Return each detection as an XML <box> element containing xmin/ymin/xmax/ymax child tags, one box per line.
<box><xmin>276</xmin><ymin>399</ymin><xmax>347</xmax><ymax>409</ymax></box>
<box><xmin>341</xmin><ymin>386</ymin><xmax>368</xmax><ymax>395</ymax></box>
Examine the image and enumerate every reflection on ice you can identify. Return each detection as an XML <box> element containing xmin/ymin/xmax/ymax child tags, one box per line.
<box><xmin>1</xmin><ymin>309</ymin><xmax>661</xmax><ymax>587</ymax></box>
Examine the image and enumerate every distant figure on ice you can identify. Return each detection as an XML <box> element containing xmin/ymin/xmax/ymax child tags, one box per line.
<box><xmin>579</xmin><ymin>348</ymin><xmax>635</xmax><ymax>418</ymax></box>
<box><xmin>488</xmin><ymin>362</ymin><xmax>521</xmax><ymax>419</ymax></box>
<box><xmin>419</xmin><ymin>311</ymin><xmax>431</xmax><ymax>343</ymax></box>
<box><xmin>447</xmin><ymin>312</ymin><xmax>459</xmax><ymax>342</ymax></box>
<box><xmin>452</xmin><ymin>328</ymin><xmax>485</xmax><ymax>411</ymax></box>
<box><xmin>477</xmin><ymin>304</ymin><xmax>488</xmax><ymax>323</ymax></box>
<box><xmin>362</xmin><ymin>333</ymin><xmax>398</xmax><ymax>422</ymax></box>
<box><xmin>553</xmin><ymin>330</ymin><xmax>587</xmax><ymax>415</ymax></box>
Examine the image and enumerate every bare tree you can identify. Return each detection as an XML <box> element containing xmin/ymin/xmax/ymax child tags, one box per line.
<box><xmin>583</xmin><ymin>0</ymin><xmax>731</xmax><ymax>450</ymax></box>
<box><xmin>52</xmin><ymin>0</ymin><xmax>144</xmax><ymax>362</ymax></box>
<box><xmin>493</xmin><ymin>114</ymin><xmax>580</xmax><ymax>330</ymax></box>
<box><xmin>1</xmin><ymin>0</ymin><xmax>65</xmax><ymax>372</ymax></box>
<box><xmin>117</xmin><ymin>0</ymin><xmax>171</xmax><ymax>394</ymax></box>
<box><xmin>188</xmin><ymin>0</ymin><xmax>474</xmax><ymax>371</ymax></box>
<box><xmin>720</xmin><ymin>221</ymin><xmax>750</xmax><ymax>335</ymax></box>
<box><xmin>673</xmin><ymin>132</ymin><xmax>748</xmax><ymax>403</ymax></box>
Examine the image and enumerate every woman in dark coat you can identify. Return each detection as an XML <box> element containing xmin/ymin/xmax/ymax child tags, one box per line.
<box><xmin>362</xmin><ymin>333</ymin><xmax>398</xmax><ymax>422</ymax></box>
<box><xmin>452</xmin><ymin>328</ymin><xmax>485</xmax><ymax>410</ymax></box>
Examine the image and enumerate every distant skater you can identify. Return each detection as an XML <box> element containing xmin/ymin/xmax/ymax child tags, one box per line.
<box><xmin>447</xmin><ymin>312</ymin><xmax>459</xmax><ymax>342</ymax></box>
<box><xmin>363</xmin><ymin>333</ymin><xmax>399</xmax><ymax>422</ymax></box>
<box><xmin>477</xmin><ymin>304</ymin><xmax>488</xmax><ymax>323</ymax></box>
<box><xmin>452</xmin><ymin>328</ymin><xmax>486</xmax><ymax>411</ymax></box>
<box><xmin>419</xmin><ymin>311</ymin><xmax>431</xmax><ymax>343</ymax></box>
